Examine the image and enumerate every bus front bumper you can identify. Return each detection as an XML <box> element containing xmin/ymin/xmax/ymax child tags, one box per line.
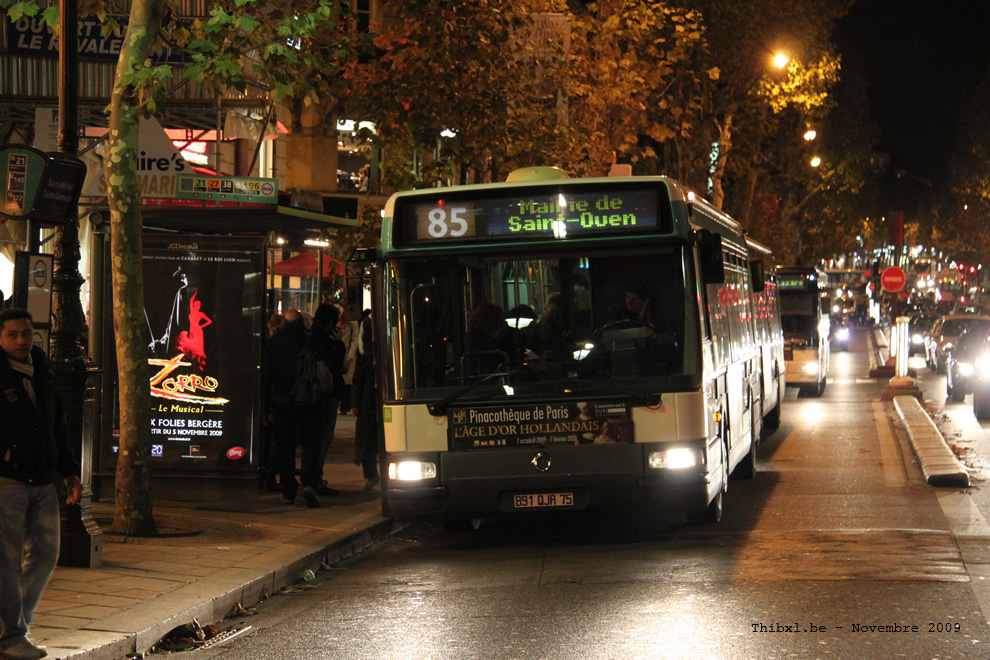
<box><xmin>385</xmin><ymin>442</ymin><xmax>716</xmax><ymax>523</ymax></box>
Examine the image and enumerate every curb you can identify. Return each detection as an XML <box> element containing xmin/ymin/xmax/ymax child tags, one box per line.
<box><xmin>892</xmin><ymin>395</ymin><xmax>970</xmax><ymax>488</ymax></box>
<box><xmin>47</xmin><ymin>512</ymin><xmax>402</xmax><ymax>659</ymax></box>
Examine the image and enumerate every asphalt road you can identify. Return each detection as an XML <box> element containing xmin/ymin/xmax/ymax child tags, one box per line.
<box><xmin>199</xmin><ymin>328</ymin><xmax>990</xmax><ymax>659</ymax></box>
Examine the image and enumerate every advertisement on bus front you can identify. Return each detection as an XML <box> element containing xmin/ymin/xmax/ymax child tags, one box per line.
<box><xmin>449</xmin><ymin>400</ymin><xmax>633</xmax><ymax>450</ymax></box>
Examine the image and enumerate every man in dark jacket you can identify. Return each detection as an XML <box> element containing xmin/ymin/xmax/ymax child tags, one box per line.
<box><xmin>0</xmin><ymin>308</ymin><xmax>81</xmax><ymax>660</ymax></box>
<box><xmin>263</xmin><ymin>309</ymin><xmax>323</xmax><ymax>507</ymax></box>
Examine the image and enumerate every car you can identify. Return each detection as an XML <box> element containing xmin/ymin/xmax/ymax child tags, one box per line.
<box><xmin>973</xmin><ymin>336</ymin><xmax>990</xmax><ymax>420</ymax></box>
<box><xmin>926</xmin><ymin>314</ymin><xmax>990</xmax><ymax>374</ymax></box>
<box><xmin>946</xmin><ymin>326</ymin><xmax>990</xmax><ymax>402</ymax></box>
<box><xmin>908</xmin><ymin>315</ymin><xmax>935</xmax><ymax>356</ymax></box>
<box><xmin>829</xmin><ymin>317</ymin><xmax>850</xmax><ymax>351</ymax></box>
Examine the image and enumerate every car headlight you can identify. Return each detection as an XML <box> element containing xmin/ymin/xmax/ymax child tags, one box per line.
<box><xmin>911</xmin><ymin>333</ymin><xmax>924</xmax><ymax>344</ymax></box>
<box><xmin>836</xmin><ymin>328</ymin><xmax>850</xmax><ymax>341</ymax></box>
<box><xmin>388</xmin><ymin>461</ymin><xmax>437</xmax><ymax>481</ymax></box>
<box><xmin>802</xmin><ymin>362</ymin><xmax>820</xmax><ymax>375</ymax></box>
<box><xmin>648</xmin><ymin>447</ymin><xmax>702</xmax><ymax>470</ymax></box>
<box><xmin>978</xmin><ymin>355</ymin><xmax>990</xmax><ymax>376</ymax></box>
<box><xmin>959</xmin><ymin>363</ymin><xmax>975</xmax><ymax>377</ymax></box>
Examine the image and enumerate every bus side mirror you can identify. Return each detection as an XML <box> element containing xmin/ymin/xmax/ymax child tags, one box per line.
<box><xmin>750</xmin><ymin>260</ymin><xmax>766</xmax><ymax>292</ymax></box>
<box><xmin>695</xmin><ymin>229</ymin><xmax>725</xmax><ymax>284</ymax></box>
<box><xmin>349</xmin><ymin>247</ymin><xmax>381</xmax><ymax>263</ymax></box>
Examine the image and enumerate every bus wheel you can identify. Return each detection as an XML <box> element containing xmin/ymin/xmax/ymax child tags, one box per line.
<box><xmin>691</xmin><ymin>489</ymin><xmax>723</xmax><ymax>525</ymax></box>
<box><xmin>691</xmin><ymin>443</ymin><xmax>726</xmax><ymax>524</ymax></box>
<box><xmin>731</xmin><ymin>410</ymin><xmax>757</xmax><ymax>480</ymax></box>
<box><xmin>811</xmin><ymin>376</ymin><xmax>826</xmax><ymax>397</ymax></box>
<box><xmin>764</xmin><ymin>371</ymin><xmax>782</xmax><ymax>430</ymax></box>
<box><xmin>442</xmin><ymin>518</ymin><xmax>481</xmax><ymax>532</ymax></box>
<box><xmin>975</xmin><ymin>387</ymin><xmax>990</xmax><ymax>420</ymax></box>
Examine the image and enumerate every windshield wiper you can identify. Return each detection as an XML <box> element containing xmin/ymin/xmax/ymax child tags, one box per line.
<box><xmin>564</xmin><ymin>380</ymin><xmax>662</xmax><ymax>408</ymax></box>
<box><xmin>427</xmin><ymin>370</ymin><xmax>514</xmax><ymax>417</ymax></box>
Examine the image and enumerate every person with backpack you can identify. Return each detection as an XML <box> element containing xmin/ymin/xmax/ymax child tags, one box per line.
<box><xmin>263</xmin><ymin>309</ymin><xmax>326</xmax><ymax>508</ymax></box>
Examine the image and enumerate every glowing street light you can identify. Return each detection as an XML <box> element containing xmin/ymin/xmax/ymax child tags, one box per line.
<box><xmin>773</xmin><ymin>53</ymin><xmax>789</xmax><ymax>69</ymax></box>
<box><xmin>810</xmin><ymin>156</ymin><xmax>822</xmax><ymax>167</ymax></box>
<box><xmin>804</xmin><ymin>129</ymin><xmax>817</xmax><ymax>141</ymax></box>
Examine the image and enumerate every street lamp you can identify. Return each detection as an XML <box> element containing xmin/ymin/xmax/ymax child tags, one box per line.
<box><xmin>804</xmin><ymin>129</ymin><xmax>817</xmax><ymax>141</ymax></box>
<box><xmin>773</xmin><ymin>53</ymin><xmax>789</xmax><ymax>69</ymax></box>
<box><xmin>810</xmin><ymin>156</ymin><xmax>822</xmax><ymax>167</ymax></box>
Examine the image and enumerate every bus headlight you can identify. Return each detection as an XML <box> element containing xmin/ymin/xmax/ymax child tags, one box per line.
<box><xmin>649</xmin><ymin>447</ymin><xmax>701</xmax><ymax>470</ymax></box>
<box><xmin>802</xmin><ymin>362</ymin><xmax>820</xmax><ymax>375</ymax></box>
<box><xmin>388</xmin><ymin>461</ymin><xmax>437</xmax><ymax>481</ymax></box>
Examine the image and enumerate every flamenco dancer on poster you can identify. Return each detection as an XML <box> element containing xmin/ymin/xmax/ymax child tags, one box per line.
<box><xmin>176</xmin><ymin>289</ymin><xmax>212</xmax><ymax>370</ymax></box>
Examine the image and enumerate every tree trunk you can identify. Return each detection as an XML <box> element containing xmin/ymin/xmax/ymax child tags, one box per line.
<box><xmin>710</xmin><ymin>111</ymin><xmax>733</xmax><ymax>211</ymax></box>
<box><xmin>106</xmin><ymin>0</ymin><xmax>168</xmax><ymax>536</ymax></box>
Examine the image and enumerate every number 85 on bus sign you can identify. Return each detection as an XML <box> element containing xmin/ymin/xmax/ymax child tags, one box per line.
<box><xmin>416</xmin><ymin>205</ymin><xmax>476</xmax><ymax>240</ymax></box>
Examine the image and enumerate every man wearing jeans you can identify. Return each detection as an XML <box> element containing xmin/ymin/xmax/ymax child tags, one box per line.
<box><xmin>0</xmin><ymin>309</ymin><xmax>82</xmax><ymax>659</ymax></box>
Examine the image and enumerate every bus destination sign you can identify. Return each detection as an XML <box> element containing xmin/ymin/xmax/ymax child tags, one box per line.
<box><xmin>397</xmin><ymin>186</ymin><xmax>665</xmax><ymax>245</ymax></box>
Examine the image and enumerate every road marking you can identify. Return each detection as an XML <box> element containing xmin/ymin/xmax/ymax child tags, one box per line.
<box><xmin>936</xmin><ymin>490</ymin><xmax>990</xmax><ymax>537</ymax></box>
<box><xmin>873</xmin><ymin>401</ymin><xmax>907</xmax><ymax>487</ymax></box>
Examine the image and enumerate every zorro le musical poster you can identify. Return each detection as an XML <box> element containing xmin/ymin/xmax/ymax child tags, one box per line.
<box><xmin>141</xmin><ymin>235</ymin><xmax>264</xmax><ymax>471</ymax></box>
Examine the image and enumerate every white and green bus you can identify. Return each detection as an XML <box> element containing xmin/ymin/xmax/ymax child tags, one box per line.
<box><xmin>778</xmin><ymin>266</ymin><xmax>830</xmax><ymax>396</ymax></box>
<box><xmin>369</xmin><ymin>168</ymin><xmax>782</xmax><ymax>527</ymax></box>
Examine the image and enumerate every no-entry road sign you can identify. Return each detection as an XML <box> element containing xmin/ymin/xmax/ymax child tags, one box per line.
<box><xmin>881</xmin><ymin>266</ymin><xmax>906</xmax><ymax>292</ymax></box>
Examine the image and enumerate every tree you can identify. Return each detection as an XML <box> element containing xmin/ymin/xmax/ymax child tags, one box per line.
<box><xmin>746</xmin><ymin>54</ymin><xmax>878</xmax><ymax>265</ymax></box>
<box><xmin>550</xmin><ymin>0</ymin><xmax>710</xmax><ymax>178</ymax></box>
<box><xmin>941</xmin><ymin>65</ymin><xmax>990</xmax><ymax>263</ymax></box>
<box><xmin>350</xmin><ymin>0</ymin><xmax>575</xmax><ymax>187</ymax></box>
<box><xmin>676</xmin><ymin>0</ymin><xmax>853</xmax><ymax>210</ymax></box>
<box><xmin>3</xmin><ymin>0</ymin><xmax>366</xmax><ymax>534</ymax></box>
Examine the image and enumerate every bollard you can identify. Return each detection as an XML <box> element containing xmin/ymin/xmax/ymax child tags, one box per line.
<box><xmin>895</xmin><ymin>316</ymin><xmax>910</xmax><ymax>377</ymax></box>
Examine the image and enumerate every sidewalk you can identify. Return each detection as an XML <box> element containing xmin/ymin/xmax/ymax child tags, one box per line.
<box><xmin>30</xmin><ymin>414</ymin><xmax>399</xmax><ymax>660</ymax></box>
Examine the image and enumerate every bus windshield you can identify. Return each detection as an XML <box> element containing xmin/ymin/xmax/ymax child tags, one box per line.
<box><xmin>383</xmin><ymin>245</ymin><xmax>698</xmax><ymax>402</ymax></box>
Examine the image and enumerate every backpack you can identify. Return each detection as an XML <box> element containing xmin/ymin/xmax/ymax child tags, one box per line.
<box><xmin>290</xmin><ymin>342</ymin><xmax>333</xmax><ymax>405</ymax></box>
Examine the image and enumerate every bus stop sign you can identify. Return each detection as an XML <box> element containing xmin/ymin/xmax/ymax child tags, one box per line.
<box><xmin>881</xmin><ymin>266</ymin><xmax>906</xmax><ymax>292</ymax></box>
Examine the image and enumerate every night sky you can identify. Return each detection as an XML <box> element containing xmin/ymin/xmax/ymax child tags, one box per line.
<box><xmin>836</xmin><ymin>0</ymin><xmax>990</xmax><ymax>182</ymax></box>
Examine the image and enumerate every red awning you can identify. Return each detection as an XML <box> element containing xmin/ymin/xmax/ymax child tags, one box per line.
<box><xmin>271</xmin><ymin>252</ymin><xmax>344</xmax><ymax>278</ymax></box>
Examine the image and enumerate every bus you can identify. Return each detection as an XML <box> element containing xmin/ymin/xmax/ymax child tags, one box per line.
<box><xmin>370</xmin><ymin>168</ymin><xmax>782</xmax><ymax>528</ymax></box>
<box><xmin>778</xmin><ymin>266</ymin><xmax>830</xmax><ymax>396</ymax></box>
<box><xmin>746</xmin><ymin>238</ymin><xmax>785</xmax><ymax>429</ymax></box>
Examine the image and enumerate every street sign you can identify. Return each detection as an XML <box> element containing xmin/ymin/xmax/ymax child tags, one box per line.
<box><xmin>880</xmin><ymin>266</ymin><xmax>906</xmax><ymax>292</ymax></box>
<box><xmin>0</xmin><ymin>145</ymin><xmax>86</xmax><ymax>223</ymax></box>
<box><xmin>176</xmin><ymin>173</ymin><xmax>278</xmax><ymax>203</ymax></box>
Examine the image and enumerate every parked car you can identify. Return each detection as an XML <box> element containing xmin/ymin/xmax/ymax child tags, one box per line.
<box><xmin>946</xmin><ymin>326</ymin><xmax>990</xmax><ymax>402</ymax></box>
<box><xmin>927</xmin><ymin>314</ymin><xmax>990</xmax><ymax>374</ymax></box>
<box><xmin>909</xmin><ymin>315</ymin><xmax>935</xmax><ymax>356</ymax></box>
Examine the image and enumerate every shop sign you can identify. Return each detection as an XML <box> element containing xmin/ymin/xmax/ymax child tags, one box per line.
<box><xmin>6</xmin><ymin>14</ymin><xmax>185</xmax><ymax>62</ymax></box>
<box><xmin>81</xmin><ymin>117</ymin><xmax>189</xmax><ymax>199</ymax></box>
<box><xmin>133</xmin><ymin>235</ymin><xmax>265</xmax><ymax>471</ymax></box>
<box><xmin>449</xmin><ymin>400</ymin><xmax>633</xmax><ymax>450</ymax></box>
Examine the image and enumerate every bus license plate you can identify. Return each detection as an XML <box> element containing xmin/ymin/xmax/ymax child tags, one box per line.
<box><xmin>513</xmin><ymin>493</ymin><xmax>574</xmax><ymax>509</ymax></box>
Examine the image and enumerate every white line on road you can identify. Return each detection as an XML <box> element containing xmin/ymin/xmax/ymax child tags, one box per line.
<box><xmin>873</xmin><ymin>401</ymin><xmax>907</xmax><ymax>487</ymax></box>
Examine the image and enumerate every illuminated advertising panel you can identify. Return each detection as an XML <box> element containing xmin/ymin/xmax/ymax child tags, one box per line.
<box><xmin>138</xmin><ymin>235</ymin><xmax>264</xmax><ymax>471</ymax></box>
<box><xmin>393</xmin><ymin>183</ymin><xmax>671</xmax><ymax>246</ymax></box>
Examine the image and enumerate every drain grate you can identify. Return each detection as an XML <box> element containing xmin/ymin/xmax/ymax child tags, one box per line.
<box><xmin>196</xmin><ymin>625</ymin><xmax>253</xmax><ymax>651</ymax></box>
